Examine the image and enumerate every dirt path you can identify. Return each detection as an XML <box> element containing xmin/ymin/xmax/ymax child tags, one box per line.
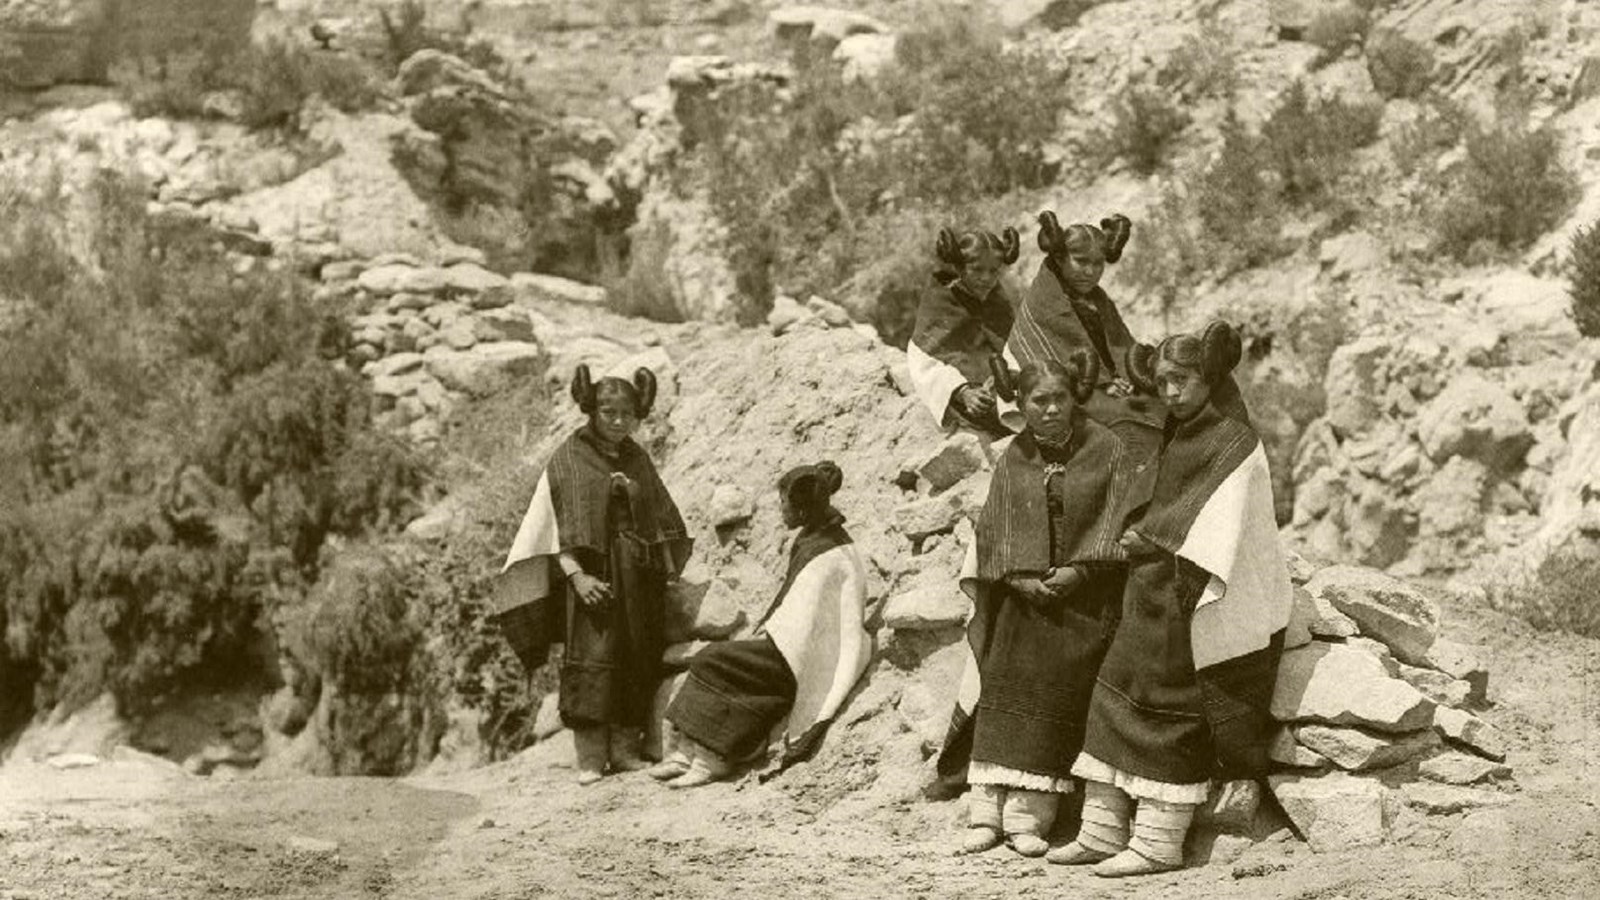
<box><xmin>3</xmin><ymin>594</ymin><xmax>1597</xmax><ymax>900</ymax></box>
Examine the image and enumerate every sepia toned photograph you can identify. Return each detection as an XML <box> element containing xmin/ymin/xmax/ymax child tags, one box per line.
<box><xmin>1</xmin><ymin>0</ymin><xmax>1597</xmax><ymax>897</ymax></box>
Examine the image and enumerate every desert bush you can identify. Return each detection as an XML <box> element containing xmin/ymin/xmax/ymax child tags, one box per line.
<box><xmin>673</xmin><ymin>11</ymin><xmax>1072</xmax><ymax>323</ymax></box>
<box><xmin>1306</xmin><ymin>4</ymin><xmax>1371</xmax><ymax>66</ymax></box>
<box><xmin>121</xmin><ymin>37</ymin><xmax>382</xmax><ymax>130</ymax></box>
<box><xmin>1259</xmin><ymin>80</ymin><xmax>1383</xmax><ymax>206</ymax></box>
<box><xmin>1192</xmin><ymin>109</ymin><xmax>1285</xmax><ymax>272</ymax></box>
<box><xmin>1099</xmin><ymin>83</ymin><xmax>1191</xmax><ymax>175</ymax></box>
<box><xmin>1122</xmin><ymin>184</ymin><xmax>1211</xmax><ymax>332</ymax></box>
<box><xmin>606</xmin><ymin>217</ymin><xmax>687</xmax><ymax>323</ymax></box>
<box><xmin>281</xmin><ymin>550</ymin><xmax>423</xmax><ymax>695</ymax></box>
<box><xmin>1366</xmin><ymin>28</ymin><xmax>1436</xmax><ymax>99</ymax></box>
<box><xmin>1566</xmin><ymin>221</ymin><xmax>1600</xmax><ymax>338</ymax></box>
<box><xmin>1389</xmin><ymin>95</ymin><xmax>1469</xmax><ymax>177</ymax></box>
<box><xmin>1037</xmin><ymin>0</ymin><xmax>1108</xmax><ymax>30</ymax></box>
<box><xmin>1432</xmin><ymin>115</ymin><xmax>1576</xmax><ymax>262</ymax></box>
<box><xmin>1503</xmin><ymin>550</ymin><xmax>1600</xmax><ymax>638</ymax></box>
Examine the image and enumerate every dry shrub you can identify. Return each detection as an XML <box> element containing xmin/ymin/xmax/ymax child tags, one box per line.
<box><xmin>1366</xmin><ymin>27</ymin><xmax>1436</xmax><ymax>99</ymax></box>
<box><xmin>1038</xmin><ymin>0</ymin><xmax>1109</xmax><ymax>30</ymax></box>
<box><xmin>1432</xmin><ymin>115</ymin><xmax>1576</xmax><ymax>262</ymax></box>
<box><xmin>1502</xmin><ymin>550</ymin><xmax>1600</xmax><ymax>639</ymax></box>
<box><xmin>1259</xmin><ymin>80</ymin><xmax>1382</xmax><ymax>207</ymax></box>
<box><xmin>606</xmin><ymin>218</ymin><xmax>686</xmax><ymax>323</ymax></box>
<box><xmin>1161</xmin><ymin>21</ymin><xmax>1241</xmax><ymax>100</ymax></box>
<box><xmin>1306</xmin><ymin>4</ymin><xmax>1371</xmax><ymax>66</ymax></box>
<box><xmin>1100</xmin><ymin>83</ymin><xmax>1191</xmax><ymax>175</ymax></box>
<box><xmin>1566</xmin><ymin>221</ymin><xmax>1600</xmax><ymax>338</ymax></box>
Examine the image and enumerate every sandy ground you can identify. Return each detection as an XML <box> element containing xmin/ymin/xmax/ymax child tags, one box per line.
<box><xmin>2</xmin><ymin>591</ymin><xmax>1597</xmax><ymax>900</ymax></box>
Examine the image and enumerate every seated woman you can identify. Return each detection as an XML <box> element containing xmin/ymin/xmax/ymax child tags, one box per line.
<box><xmin>653</xmin><ymin>461</ymin><xmax>872</xmax><ymax>788</ymax></box>
<box><xmin>1001</xmin><ymin>211</ymin><xmax>1163</xmax><ymax>471</ymax></box>
<box><xmin>1055</xmin><ymin>323</ymin><xmax>1290</xmax><ymax>877</ymax></box>
<box><xmin>494</xmin><ymin>365</ymin><xmax>693</xmax><ymax>786</ymax></box>
<box><xmin>935</xmin><ymin>354</ymin><xmax>1136</xmax><ymax>858</ymax></box>
<box><xmin>906</xmin><ymin>226</ymin><xmax>1021</xmax><ymax>440</ymax></box>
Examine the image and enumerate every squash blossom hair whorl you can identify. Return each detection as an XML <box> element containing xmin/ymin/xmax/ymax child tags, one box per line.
<box><xmin>571</xmin><ymin>365</ymin><xmax>659</xmax><ymax>417</ymax></box>
<box><xmin>935</xmin><ymin>226</ymin><xmax>1021</xmax><ymax>272</ymax></box>
<box><xmin>1037</xmin><ymin>211</ymin><xmax>1133</xmax><ymax>264</ymax></box>
<box><xmin>780</xmin><ymin>460</ymin><xmax>844</xmax><ymax>524</ymax></box>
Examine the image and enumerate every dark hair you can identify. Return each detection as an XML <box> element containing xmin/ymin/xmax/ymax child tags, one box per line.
<box><xmin>779</xmin><ymin>460</ymin><xmax>843</xmax><ymax>523</ymax></box>
<box><xmin>1155</xmin><ymin>321</ymin><xmax>1242</xmax><ymax>386</ymax></box>
<box><xmin>571</xmin><ymin>365</ymin><xmax>659</xmax><ymax>417</ymax></box>
<box><xmin>1011</xmin><ymin>353</ymin><xmax>1098</xmax><ymax>407</ymax></box>
<box><xmin>935</xmin><ymin>227</ymin><xmax>1021</xmax><ymax>271</ymax></box>
<box><xmin>1037</xmin><ymin>211</ymin><xmax>1132</xmax><ymax>264</ymax></box>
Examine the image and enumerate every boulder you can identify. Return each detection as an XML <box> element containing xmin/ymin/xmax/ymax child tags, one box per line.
<box><xmin>358</xmin><ymin>264</ymin><xmax>451</xmax><ymax>296</ymax></box>
<box><xmin>707</xmin><ymin>484</ymin><xmax>754</xmax><ymax>529</ymax></box>
<box><xmin>471</xmin><ymin>308</ymin><xmax>537</xmax><ymax>343</ymax></box>
<box><xmin>1268</xmin><ymin>727</ymin><xmax>1332</xmax><ymax>770</ymax></box>
<box><xmin>1395</xmin><ymin>662</ymin><xmax>1472</xmax><ymax>709</ymax></box>
<box><xmin>1323</xmin><ymin>336</ymin><xmax>1391</xmax><ymax>437</ymax></box>
<box><xmin>1195</xmin><ymin>780</ymin><xmax>1262</xmax><ymax>836</ymax></box>
<box><xmin>881</xmin><ymin>582</ymin><xmax>969</xmax><ymax>631</ymax></box>
<box><xmin>1401</xmin><ymin>784</ymin><xmax>1513</xmax><ymax>816</ymax></box>
<box><xmin>1415</xmin><ymin>374</ymin><xmax>1534</xmax><ymax>470</ymax></box>
<box><xmin>444</xmin><ymin>263</ymin><xmax>510</xmax><ymax>296</ymax></box>
<box><xmin>1284</xmin><ymin>547</ymin><xmax>1321</xmax><ymax>585</ymax></box>
<box><xmin>404</xmin><ymin>500</ymin><xmax>465</xmax><ymax>541</ymax></box>
<box><xmin>533</xmin><ymin>691</ymin><xmax>564</xmax><ymax>740</ymax></box>
<box><xmin>1420</xmin><ymin>751</ymin><xmax>1511</xmax><ymax>786</ymax></box>
<box><xmin>1423</xmin><ymin>639</ymin><xmax>1490</xmax><ymax>707</ymax></box>
<box><xmin>805</xmin><ymin>295</ymin><xmax>853</xmax><ymax>327</ymax></box>
<box><xmin>1289</xmin><ymin>584</ymin><xmax>1359</xmax><ymax>639</ymax></box>
<box><xmin>768</xmin><ymin>295</ymin><xmax>819</xmax><ymax>336</ymax></box>
<box><xmin>510</xmin><ymin>272</ymin><xmax>607</xmax><ymax>308</ymax></box>
<box><xmin>666</xmin><ymin>566</ymin><xmax>749</xmax><ymax>643</ymax></box>
<box><xmin>1306</xmin><ymin>566</ymin><xmax>1441</xmax><ymax>666</ymax></box>
<box><xmin>1433</xmin><ymin>707</ymin><xmax>1508</xmax><ymax>762</ymax></box>
<box><xmin>1318</xmin><ymin>231</ymin><xmax>1384</xmax><ymax>282</ymax></box>
<box><xmin>423</xmin><ymin>342</ymin><xmax>544</xmax><ymax>396</ymax></box>
<box><xmin>46</xmin><ymin>752</ymin><xmax>101</xmax><ymax>770</ymax></box>
<box><xmin>894</xmin><ymin>638</ymin><xmax>969</xmax><ymax>752</ymax></box>
<box><xmin>1268</xmin><ymin>772</ymin><xmax>1388</xmax><ymax>852</ymax></box>
<box><xmin>367</xmin><ymin>352</ymin><xmax>425</xmax><ymax>379</ymax></box>
<box><xmin>770</xmin><ymin>5</ymin><xmax>889</xmax><ymax>48</ymax></box>
<box><xmin>1346</xmin><ymin>636</ymin><xmax>1397</xmax><ymax>670</ymax></box>
<box><xmin>893</xmin><ymin>494</ymin><xmax>964</xmax><ymax>541</ymax></box>
<box><xmin>1292</xmin><ymin>724</ymin><xmax>1440</xmax><ymax>772</ymax></box>
<box><xmin>1271</xmin><ymin>641</ymin><xmax>1437</xmax><ymax>732</ymax></box>
<box><xmin>835</xmin><ymin>32</ymin><xmax>898</xmax><ymax>83</ymax></box>
<box><xmin>914</xmin><ymin>432</ymin><xmax>988</xmax><ymax>494</ymax></box>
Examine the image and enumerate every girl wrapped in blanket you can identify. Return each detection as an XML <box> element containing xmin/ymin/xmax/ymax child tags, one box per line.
<box><xmin>1053</xmin><ymin>323</ymin><xmax>1291</xmax><ymax>877</ymax></box>
<box><xmin>494</xmin><ymin>365</ymin><xmax>693</xmax><ymax>786</ymax></box>
<box><xmin>906</xmin><ymin>226</ymin><xmax>1021</xmax><ymax>440</ymax></box>
<box><xmin>937</xmin><ymin>353</ymin><xmax>1136</xmax><ymax>857</ymax></box>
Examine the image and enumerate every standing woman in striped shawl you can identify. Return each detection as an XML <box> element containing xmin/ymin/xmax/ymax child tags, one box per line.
<box><xmin>494</xmin><ymin>365</ymin><xmax>693</xmax><ymax>785</ymax></box>
<box><xmin>939</xmin><ymin>354</ymin><xmax>1135</xmax><ymax>858</ymax></box>
<box><xmin>1054</xmin><ymin>323</ymin><xmax>1290</xmax><ymax>877</ymax></box>
<box><xmin>906</xmin><ymin>227</ymin><xmax>1020</xmax><ymax>440</ymax></box>
<box><xmin>1002</xmin><ymin>212</ymin><xmax>1163</xmax><ymax>472</ymax></box>
<box><xmin>653</xmin><ymin>461</ymin><xmax>872</xmax><ymax>788</ymax></box>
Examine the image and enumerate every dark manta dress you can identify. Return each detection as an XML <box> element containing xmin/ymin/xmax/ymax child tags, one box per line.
<box><xmin>938</xmin><ymin>413</ymin><xmax>1134</xmax><ymax>785</ymax></box>
<box><xmin>666</xmin><ymin>513</ymin><xmax>854</xmax><ymax>764</ymax></box>
<box><xmin>540</xmin><ymin>425</ymin><xmax>692</xmax><ymax>729</ymax></box>
<box><xmin>1078</xmin><ymin>396</ymin><xmax>1284</xmax><ymax>790</ymax></box>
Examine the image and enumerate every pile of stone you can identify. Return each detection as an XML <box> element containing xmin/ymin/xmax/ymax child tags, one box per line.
<box><xmin>1268</xmin><ymin>563</ymin><xmax>1513</xmax><ymax>851</ymax></box>
<box><xmin>320</xmin><ymin>254</ymin><xmax>618</xmax><ymax>446</ymax></box>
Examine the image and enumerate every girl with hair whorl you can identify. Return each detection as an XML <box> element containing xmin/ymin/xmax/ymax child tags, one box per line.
<box><xmin>495</xmin><ymin>364</ymin><xmax>693</xmax><ymax>786</ymax></box>
<box><xmin>907</xmin><ymin>225</ymin><xmax>1022</xmax><ymax>440</ymax></box>
<box><xmin>1054</xmin><ymin>321</ymin><xmax>1291</xmax><ymax>877</ymax></box>
<box><xmin>1002</xmin><ymin>211</ymin><xmax>1163</xmax><ymax>470</ymax></box>
<box><xmin>654</xmin><ymin>461</ymin><xmax>872</xmax><ymax>788</ymax></box>
<box><xmin>935</xmin><ymin>352</ymin><xmax>1137</xmax><ymax>858</ymax></box>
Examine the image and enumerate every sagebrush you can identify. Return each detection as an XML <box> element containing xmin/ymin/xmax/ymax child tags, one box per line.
<box><xmin>1566</xmin><ymin>221</ymin><xmax>1600</xmax><ymax>338</ymax></box>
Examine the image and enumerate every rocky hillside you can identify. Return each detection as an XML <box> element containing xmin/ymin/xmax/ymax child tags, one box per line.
<box><xmin>2</xmin><ymin>0</ymin><xmax>1598</xmax><ymax>881</ymax></box>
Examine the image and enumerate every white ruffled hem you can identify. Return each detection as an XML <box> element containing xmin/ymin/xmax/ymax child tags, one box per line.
<box><xmin>968</xmin><ymin>760</ymin><xmax>1077</xmax><ymax>794</ymax></box>
<box><xmin>1070</xmin><ymin>753</ymin><xmax>1209</xmax><ymax>804</ymax></box>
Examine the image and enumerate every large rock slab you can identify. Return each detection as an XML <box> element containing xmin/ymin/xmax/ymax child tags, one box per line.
<box><xmin>1288</xmin><ymin>584</ymin><xmax>1359</xmax><ymax>640</ymax></box>
<box><xmin>1306</xmin><ymin>566</ymin><xmax>1441</xmax><ymax>666</ymax></box>
<box><xmin>1415</xmin><ymin>373</ymin><xmax>1534</xmax><ymax>470</ymax></box>
<box><xmin>914</xmin><ymin>432</ymin><xmax>988</xmax><ymax>494</ymax></box>
<box><xmin>1293</xmin><ymin>724</ymin><xmax>1440</xmax><ymax>772</ymax></box>
<box><xmin>1269</xmin><ymin>772</ymin><xmax>1388</xmax><ymax>852</ymax></box>
<box><xmin>1420</xmin><ymin>751</ymin><xmax>1511</xmax><ymax>786</ymax></box>
<box><xmin>510</xmin><ymin>272</ymin><xmax>607</xmax><ymax>308</ymax></box>
<box><xmin>893</xmin><ymin>494</ymin><xmax>964</xmax><ymax>541</ymax></box>
<box><xmin>1402</xmin><ymin>784</ymin><xmax>1513</xmax><ymax>816</ymax></box>
<box><xmin>1423</xmin><ymin>639</ymin><xmax>1490</xmax><ymax>707</ymax></box>
<box><xmin>359</xmin><ymin>264</ymin><xmax>451</xmax><ymax>296</ymax></box>
<box><xmin>1396</xmin><ymin>661</ymin><xmax>1472</xmax><ymax>709</ymax></box>
<box><xmin>1268</xmin><ymin>727</ymin><xmax>1333</xmax><ymax>770</ymax></box>
<box><xmin>1434</xmin><ymin>707</ymin><xmax>1508</xmax><ymax>762</ymax></box>
<box><xmin>423</xmin><ymin>342</ymin><xmax>544</xmax><ymax>396</ymax></box>
<box><xmin>881</xmin><ymin>582</ymin><xmax>969</xmax><ymax>631</ymax></box>
<box><xmin>1271</xmin><ymin>641</ymin><xmax>1437</xmax><ymax>732</ymax></box>
<box><xmin>707</xmin><ymin>484</ymin><xmax>754</xmax><ymax>529</ymax></box>
<box><xmin>1195</xmin><ymin>779</ymin><xmax>1262</xmax><ymax>836</ymax></box>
